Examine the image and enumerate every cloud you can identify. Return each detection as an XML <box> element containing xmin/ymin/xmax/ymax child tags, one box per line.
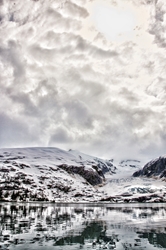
<box><xmin>0</xmin><ymin>113</ymin><xmax>39</xmax><ymax>147</ymax></box>
<box><xmin>49</xmin><ymin>126</ymin><xmax>73</xmax><ymax>145</ymax></box>
<box><xmin>0</xmin><ymin>0</ymin><xmax>166</xmax><ymax>161</ymax></box>
<box><xmin>60</xmin><ymin>1</ymin><xmax>89</xmax><ymax>19</ymax></box>
<box><xmin>148</xmin><ymin>0</ymin><xmax>166</xmax><ymax>47</ymax></box>
<box><xmin>0</xmin><ymin>41</ymin><xmax>26</xmax><ymax>84</ymax></box>
<box><xmin>63</xmin><ymin>99</ymin><xmax>94</xmax><ymax>128</ymax></box>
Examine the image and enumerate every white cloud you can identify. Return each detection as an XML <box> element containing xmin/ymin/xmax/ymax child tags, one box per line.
<box><xmin>0</xmin><ymin>0</ymin><xmax>166</xmax><ymax>161</ymax></box>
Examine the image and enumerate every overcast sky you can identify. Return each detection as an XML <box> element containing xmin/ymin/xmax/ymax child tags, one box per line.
<box><xmin>0</xmin><ymin>0</ymin><xmax>166</xmax><ymax>161</ymax></box>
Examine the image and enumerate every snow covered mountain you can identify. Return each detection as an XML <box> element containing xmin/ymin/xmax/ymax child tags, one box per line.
<box><xmin>0</xmin><ymin>147</ymin><xmax>166</xmax><ymax>203</ymax></box>
<box><xmin>133</xmin><ymin>156</ymin><xmax>166</xmax><ymax>179</ymax></box>
<box><xmin>0</xmin><ymin>147</ymin><xmax>115</xmax><ymax>202</ymax></box>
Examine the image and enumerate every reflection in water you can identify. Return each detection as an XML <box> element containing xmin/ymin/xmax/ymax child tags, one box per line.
<box><xmin>0</xmin><ymin>203</ymin><xmax>166</xmax><ymax>249</ymax></box>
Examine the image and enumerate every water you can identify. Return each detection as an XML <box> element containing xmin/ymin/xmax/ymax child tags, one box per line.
<box><xmin>0</xmin><ymin>202</ymin><xmax>166</xmax><ymax>249</ymax></box>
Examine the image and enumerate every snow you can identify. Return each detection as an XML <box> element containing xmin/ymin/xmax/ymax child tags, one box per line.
<box><xmin>0</xmin><ymin>147</ymin><xmax>166</xmax><ymax>203</ymax></box>
<box><xmin>0</xmin><ymin>147</ymin><xmax>112</xmax><ymax>202</ymax></box>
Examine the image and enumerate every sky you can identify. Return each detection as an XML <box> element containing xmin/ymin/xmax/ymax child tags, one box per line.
<box><xmin>0</xmin><ymin>0</ymin><xmax>166</xmax><ymax>161</ymax></box>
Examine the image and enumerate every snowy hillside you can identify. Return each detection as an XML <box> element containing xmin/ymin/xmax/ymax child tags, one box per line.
<box><xmin>0</xmin><ymin>147</ymin><xmax>114</xmax><ymax>202</ymax></box>
<box><xmin>133</xmin><ymin>156</ymin><xmax>166</xmax><ymax>179</ymax></box>
<box><xmin>0</xmin><ymin>147</ymin><xmax>166</xmax><ymax>203</ymax></box>
<box><xmin>99</xmin><ymin>158</ymin><xmax>166</xmax><ymax>203</ymax></box>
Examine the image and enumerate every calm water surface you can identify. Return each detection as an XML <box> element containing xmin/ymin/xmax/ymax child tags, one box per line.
<box><xmin>0</xmin><ymin>202</ymin><xmax>166</xmax><ymax>249</ymax></box>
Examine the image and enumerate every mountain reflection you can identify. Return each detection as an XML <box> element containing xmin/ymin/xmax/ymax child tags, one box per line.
<box><xmin>0</xmin><ymin>203</ymin><xmax>166</xmax><ymax>249</ymax></box>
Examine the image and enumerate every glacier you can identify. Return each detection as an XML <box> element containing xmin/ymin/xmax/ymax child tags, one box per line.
<box><xmin>0</xmin><ymin>147</ymin><xmax>166</xmax><ymax>203</ymax></box>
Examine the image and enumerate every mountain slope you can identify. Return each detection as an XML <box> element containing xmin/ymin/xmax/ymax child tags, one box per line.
<box><xmin>0</xmin><ymin>147</ymin><xmax>114</xmax><ymax>202</ymax></box>
<box><xmin>133</xmin><ymin>156</ymin><xmax>166</xmax><ymax>179</ymax></box>
<box><xmin>1</xmin><ymin>147</ymin><xmax>166</xmax><ymax>203</ymax></box>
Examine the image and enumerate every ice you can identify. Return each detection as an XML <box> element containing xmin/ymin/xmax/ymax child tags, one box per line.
<box><xmin>0</xmin><ymin>147</ymin><xmax>165</xmax><ymax>203</ymax></box>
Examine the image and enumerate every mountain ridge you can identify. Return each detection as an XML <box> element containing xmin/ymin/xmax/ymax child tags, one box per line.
<box><xmin>133</xmin><ymin>155</ymin><xmax>166</xmax><ymax>179</ymax></box>
<box><xmin>0</xmin><ymin>147</ymin><xmax>114</xmax><ymax>202</ymax></box>
<box><xmin>1</xmin><ymin>147</ymin><xmax>166</xmax><ymax>203</ymax></box>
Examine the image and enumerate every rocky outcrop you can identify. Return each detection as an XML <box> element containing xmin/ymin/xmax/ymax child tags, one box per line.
<box><xmin>58</xmin><ymin>164</ymin><xmax>103</xmax><ymax>186</ymax></box>
<box><xmin>100</xmin><ymin>193</ymin><xmax>166</xmax><ymax>203</ymax></box>
<box><xmin>133</xmin><ymin>156</ymin><xmax>166</xmax><ymax>179</ymax></box>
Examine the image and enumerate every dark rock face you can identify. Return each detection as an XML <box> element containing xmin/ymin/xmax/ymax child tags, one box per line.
<box><xmin>133</xmin><ymin>156</ymin><xmax>166</xmax><ymax>179</ymax></box>
<box><xmin>58</xmin><ymin>164</ymin><xmax>103</xmax><ymax>186</ymax></box>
